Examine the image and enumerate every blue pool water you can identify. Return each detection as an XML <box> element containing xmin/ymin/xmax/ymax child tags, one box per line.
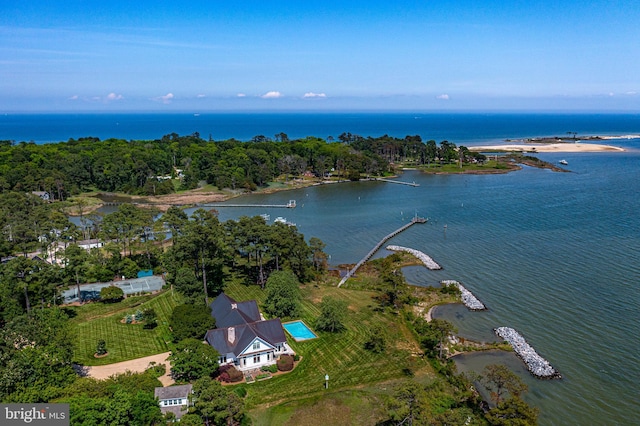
<box><xmin>283</xmin><ymin>321</ymin><xmax>318</xmax><ymax>341</ymax></box>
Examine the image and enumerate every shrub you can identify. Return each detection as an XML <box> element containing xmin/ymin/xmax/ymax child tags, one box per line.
<box><xmin>293</xmin><ymin>354</ymin><xmax>300</xmax><ymax>362</ymax></box>
<box><xmin>218</xmin><ymin>365</ymin><xmax>243</xmax><ymax>383</ymax></box>
<box><xmin>96</xmin><ymin>339</ymin><xmax>107</xmax><ymax>355</ymax></box>
<box><xmin>100</xmin><ymin>286</ymin><xmax>124</xmax><ymax>303</ymax></box>
<box><xmin>277</xmin><ymin>354</ymin><xmax>294</xmax><ymax>372</ymax></box>
<box><xmin>146</xmin><ymin>362</ymin><xmax>166</xmax><ymax>378</ymax></box>
<box><xmin>261</xmin><ymin>364</ymin><xmax>278</xmax><ymax>373</ymax></box>
<box><xmin>143</xmin><ymin>308</ymin><xmax>157</xmax><ymax>329</ymax></box>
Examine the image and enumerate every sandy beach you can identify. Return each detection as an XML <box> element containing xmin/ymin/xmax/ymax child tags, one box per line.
<box><xmin>469</xmin><ymin>143</ymin><xmax>625</xmax><ymax>152</ymax></box>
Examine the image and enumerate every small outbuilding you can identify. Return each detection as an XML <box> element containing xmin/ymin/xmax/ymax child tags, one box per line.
<box><xmin>154</xmin><ymin>384</ymin><xmax>192</xmax><ymax>420</ymax></box>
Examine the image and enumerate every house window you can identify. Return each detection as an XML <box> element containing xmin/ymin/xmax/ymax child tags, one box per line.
<box><xmin>253</xmin><ymin>355</ymin><xmax>260</xmax><ymax>364</ymax></box>
<box><xmin>267</xmin><ymin>353</ymin><xmax>270</xmax><ymax>361</ymax></box>
<box><xmin>253</xmin><ymin>341</ymin><xmax>260</xmax><ymax>350</ymax></box>
<box><xmin>243</xmin><ymin>358</ymin><xmax>246</xmax><ymax>366</ymax></box>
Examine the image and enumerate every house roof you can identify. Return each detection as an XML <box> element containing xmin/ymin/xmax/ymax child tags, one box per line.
<box><xmin>154</xmin><ymin>384</ymin><xmax>192</xmax><ymax>400</ymax></box>
<box><xmin>205</xmin><ymin>318</ymin><xmax>286</xmax><ymax>357</ymax></box>
<box><xmin>210</xmin><ymin>293</ymin><xmax>261</xmax><ymax>328</ymax></box>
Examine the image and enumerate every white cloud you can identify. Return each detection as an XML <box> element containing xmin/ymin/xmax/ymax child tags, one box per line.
<box><xmin>625</xmin><ymin>91</ymin><xmax>637</xmax><ymax>95</ymax></box>
<box><xmin>106</xmin><ymin>92</ymin><xmax>123</xmax><ymax>101</ymax></box>
<box><xmin>436</xmin><ymin>94</ymin><xmax>450</xmax><ymax>100</ymax></box>
<box><xmin>608</xmin><ymin>92</ymin><xmax>615</xmax><ymax>97</ymax></box>
<box><xmin>236</xmin><ymin>93</ymin><xmax>246</xmax><ymax>97</ymax></box>
<box><xmin>196</xmin><ymin>94</ymin><xmax>206</xmax><ymax>98</ymax></box>
<box><xmin>261</xmin><ymin>91</ymin><xmax>283</xmax><ymax>99</ymax></box>
<box><xmin>152</xmin><ymin>93</ymin><xmax>174</xmax><ymax>104</ymax></box>
<box><xmin>303</xmin><ymin>92</ymin><xmax>327</xmax><ymax>98</ymax></box>
<box><xmin>69</xmin><ymin>95</ymin><xmax>79</xmax><ymax>100</ymax></box>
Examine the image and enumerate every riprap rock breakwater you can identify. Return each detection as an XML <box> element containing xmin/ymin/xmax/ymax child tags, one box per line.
<box><xmin>386</xmin><ymin>245</ymin><xmax>442</xmax><ymax>270</ymax></box>
<box><xmin>494</xmin><ymin>327</ymin><xmax>561</xmax><ymax>379</ymax></box>
<box><xmin>441</xmin><ymin>280</ymin><xmax>486</xmax><ymax>310</ymax></box>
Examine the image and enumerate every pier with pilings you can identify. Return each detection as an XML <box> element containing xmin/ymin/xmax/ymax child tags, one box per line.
<box><xmin>376</xmin><ymin>178</ymin><xmax>420</xmax><ymax>187</ymax></box>
<box><xmin>101</xmin><ymin>200</ymin><xmax>297</xmax><ymax>209</ymax></box>
<box><xmin>337</xmin><ymin>216</ymin><xmax>427</xmax><ymax>287</ymax></box>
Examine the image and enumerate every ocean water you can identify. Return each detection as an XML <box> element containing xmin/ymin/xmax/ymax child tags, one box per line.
<box><xmin>2</xmin><ymin>112</ymin><xmax>640</xmax><ymax>144</ymax></box>
<box><xmin>5</xmin><ymin>113</ymin><xmax>640</xmax><ymax>424</ymax></box>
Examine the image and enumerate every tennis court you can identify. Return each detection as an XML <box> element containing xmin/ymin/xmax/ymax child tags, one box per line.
<box><xmin>62</xmin><ymin>275</ymin><xmax>166</xmax><ymax>303</ymax></box>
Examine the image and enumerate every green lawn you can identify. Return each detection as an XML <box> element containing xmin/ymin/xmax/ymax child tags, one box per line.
<box><xmin>66</xmin><ymin>272</ymin><xmax>435</xmax><ymax>420</ymax></box>
<box><xmin>68</xmin><ymin>290</ymin><xmax>183</xmax><ymax>366</ymax></box>
<box><xmin>223</xmin><ymin>282</ymin><xmax>432</xmax><ymax>412</ymax></box>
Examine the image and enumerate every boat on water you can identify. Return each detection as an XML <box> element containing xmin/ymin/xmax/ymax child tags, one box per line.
<box><xmin>274</xmin><ymin>217</ymin><xmax>296</xmax><ymax>227</ymax></box>
<box><xmin>559</xmin><ymin>159</ymin><xmax>568</xmax><ymax>165</ymax></box>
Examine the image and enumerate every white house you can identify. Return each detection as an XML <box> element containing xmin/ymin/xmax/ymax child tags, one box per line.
<box><xmin>204</xmin><ymin>293</ymin><xmax>292</xmax><ymax>372</ymax></box>
<box><xmin>76</xmin><ymin>239</ymin><xmax>105</xmax><ymax>250</ymax></box>
<box><xmin>154</xmin><ymin>384</ymin><xmax>192</xmax><ymax>420</ymax></box>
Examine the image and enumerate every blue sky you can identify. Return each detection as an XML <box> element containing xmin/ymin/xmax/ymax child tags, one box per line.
<box><xmin>2</xmin><ymin>0</ymin><xmax>640</xmax><ymax>112</ymax></box>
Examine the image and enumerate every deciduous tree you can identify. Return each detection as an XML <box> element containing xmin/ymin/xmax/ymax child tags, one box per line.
<box><xmin>169</xmin><ymin>338</ymin><xmax>220</xmax><ymax>382</ymax></box>
<box><xmin>263</xmin><ymin>270</ymin><xmax>301</xmax><ymax>319</ymax></box>
<box><xmin>482</xmin><ymin>364</ymin><xmax>528</xmax><ymax>406</ymax></box>
<box><xmin>315</xmin><ymin>296</ymin><xmax>348</xmax><ymax>333</ymax></box>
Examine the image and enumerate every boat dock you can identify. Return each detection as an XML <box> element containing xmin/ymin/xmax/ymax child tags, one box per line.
<box><xmin>101</xmin><ymin>200</ymin><xmax>296</xmax><ymax>209</ymax></box>
<box><xmin>196</xmin><ymin>203</ymin><xmax>295</xmax><ymax>209</ymax></box>
<box><xmin>376</xmin><ymin>178</ymin><xmax>420</xmax><ymax>187</ymax></box>
<box><xmin>337</xmin><ymin>216</ymin><xmax>426</xmax><ymax>287</ymax></box>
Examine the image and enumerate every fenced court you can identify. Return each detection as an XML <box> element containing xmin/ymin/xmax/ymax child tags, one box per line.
<box><xmin>62</xmin><ymin>275</ymin><xmax>165</xmax><ymax>303</ymax></box>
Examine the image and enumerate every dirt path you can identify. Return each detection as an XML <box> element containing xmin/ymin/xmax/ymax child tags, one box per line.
<box><xmin>83</xmin><ymin>352</ymin><xmax>174</xmax><ymax>386</ymax></box>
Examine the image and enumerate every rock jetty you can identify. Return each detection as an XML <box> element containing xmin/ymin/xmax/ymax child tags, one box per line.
<box><xmin>386</xmin><ymin>245</ymin><xmax>442</xmax><ymax>270</ymax></box>
<box><xmin>441</xmin><ymin>280</ymin><xmax>486</xmax><ymax>310</ymax></box>
<box><xmin>494</xmin><ymin>327</ymin><xmax>561</xmax><ymax>379</ymax></box>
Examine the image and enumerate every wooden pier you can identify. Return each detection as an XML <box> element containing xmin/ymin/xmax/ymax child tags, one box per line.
<box><xmin>376</xmin><ymin>178</ymin><xmax>420</xmax><ymax>187</ymax></box>
<box><xmin>337</xmin><ymin>216</ymin><xmax>426</xmax><ymax>287</ymax></box>
<box><xmin>102</xmin><ymin>200</ymin><xmax>296</xmax><ymax>209</ymax></box>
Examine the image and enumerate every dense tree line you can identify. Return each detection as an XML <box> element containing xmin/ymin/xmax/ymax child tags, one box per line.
<box><xmin>0</xmin><ymin>132</ymin><xmax>486</xmax><ymax>199</ymax></box>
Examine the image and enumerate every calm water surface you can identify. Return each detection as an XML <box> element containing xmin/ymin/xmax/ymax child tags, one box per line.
<box><xmin>212</xmin><ymin>147</ymin><xmax>640</xmax><ymax>425</ymax></box>
<box><xmin>20</xmin><ymin>113</ymin><xmax>640</xmax><ymax>424</ymax></box>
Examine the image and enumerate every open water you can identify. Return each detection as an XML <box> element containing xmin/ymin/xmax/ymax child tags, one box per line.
<box><xmin>4</xmin><ymin>113</ymin><xmax>640</xmax><ymax>424</ymax></box>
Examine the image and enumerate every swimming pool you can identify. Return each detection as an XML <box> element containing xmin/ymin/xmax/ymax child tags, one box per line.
<box><xmin>282</xmin><ymin>320</ymin><xmax>318</xmax><ymax>341</ymax></box>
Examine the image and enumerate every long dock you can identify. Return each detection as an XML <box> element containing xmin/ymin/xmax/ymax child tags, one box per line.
<box><xmin>102</xmin><ymin>200</ymin><xmax>296</xmax><ymax>209</ymax></box>
<box><xmin>337</xmin><ymin>216</ymin><xmax>426</xmax><ymax>287</ymax></box>
<box><xmin>376</xmin><ymin>178</ymin><xmax>420</xmax><ymax>187</ymax></box>
<box><xmin>197</xmin><ymin>203</ymin><xmax>294</xmax><ymax>209</ymax></box>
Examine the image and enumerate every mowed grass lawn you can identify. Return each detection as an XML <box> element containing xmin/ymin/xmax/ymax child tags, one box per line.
<box><xmin>224</xmin><ymin>281</ymin><xmax>431</xmax><ymax>413</ymax></box>
<box><xmin>68</xmin><ymin>290</ymin><xmax>182</xmax><ymax>366</ymax></box>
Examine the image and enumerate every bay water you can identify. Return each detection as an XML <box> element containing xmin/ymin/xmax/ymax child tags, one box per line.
<box><xmin>4</xmin><ymin>113</ymin><xmax>639</xmax><ymax>424</ymax></box>
<box><xmin>209</xmin><ymin>144</ymin><xmax>640</xmax><ymax>425</ymax></box>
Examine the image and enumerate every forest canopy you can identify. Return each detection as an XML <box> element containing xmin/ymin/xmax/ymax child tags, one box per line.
<box><xmin>0</xmin><ymin>133</ymin><xmax>476</xmax><ymax>199</ymax></box>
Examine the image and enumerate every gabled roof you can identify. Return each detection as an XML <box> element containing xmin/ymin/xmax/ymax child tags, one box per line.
<box><xmin>209</xmin><ymin>293</ymin><xmax>261</xmax><ymax>328</ymax></box>
<box><xmin>154</xmin><ymin>384</ymin><xmax>192</xmax><ymax>400</ymax></box>
<box><xmin>205</xmin><ymin>318</ymin><xmax>286</xmax><ymax>357</ymax></box>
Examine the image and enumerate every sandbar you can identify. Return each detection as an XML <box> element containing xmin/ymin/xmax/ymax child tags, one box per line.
<box><xmin>469</xmin><ymin>143</ymin><xmax>625</xmax><ymax>153</ymax></box>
